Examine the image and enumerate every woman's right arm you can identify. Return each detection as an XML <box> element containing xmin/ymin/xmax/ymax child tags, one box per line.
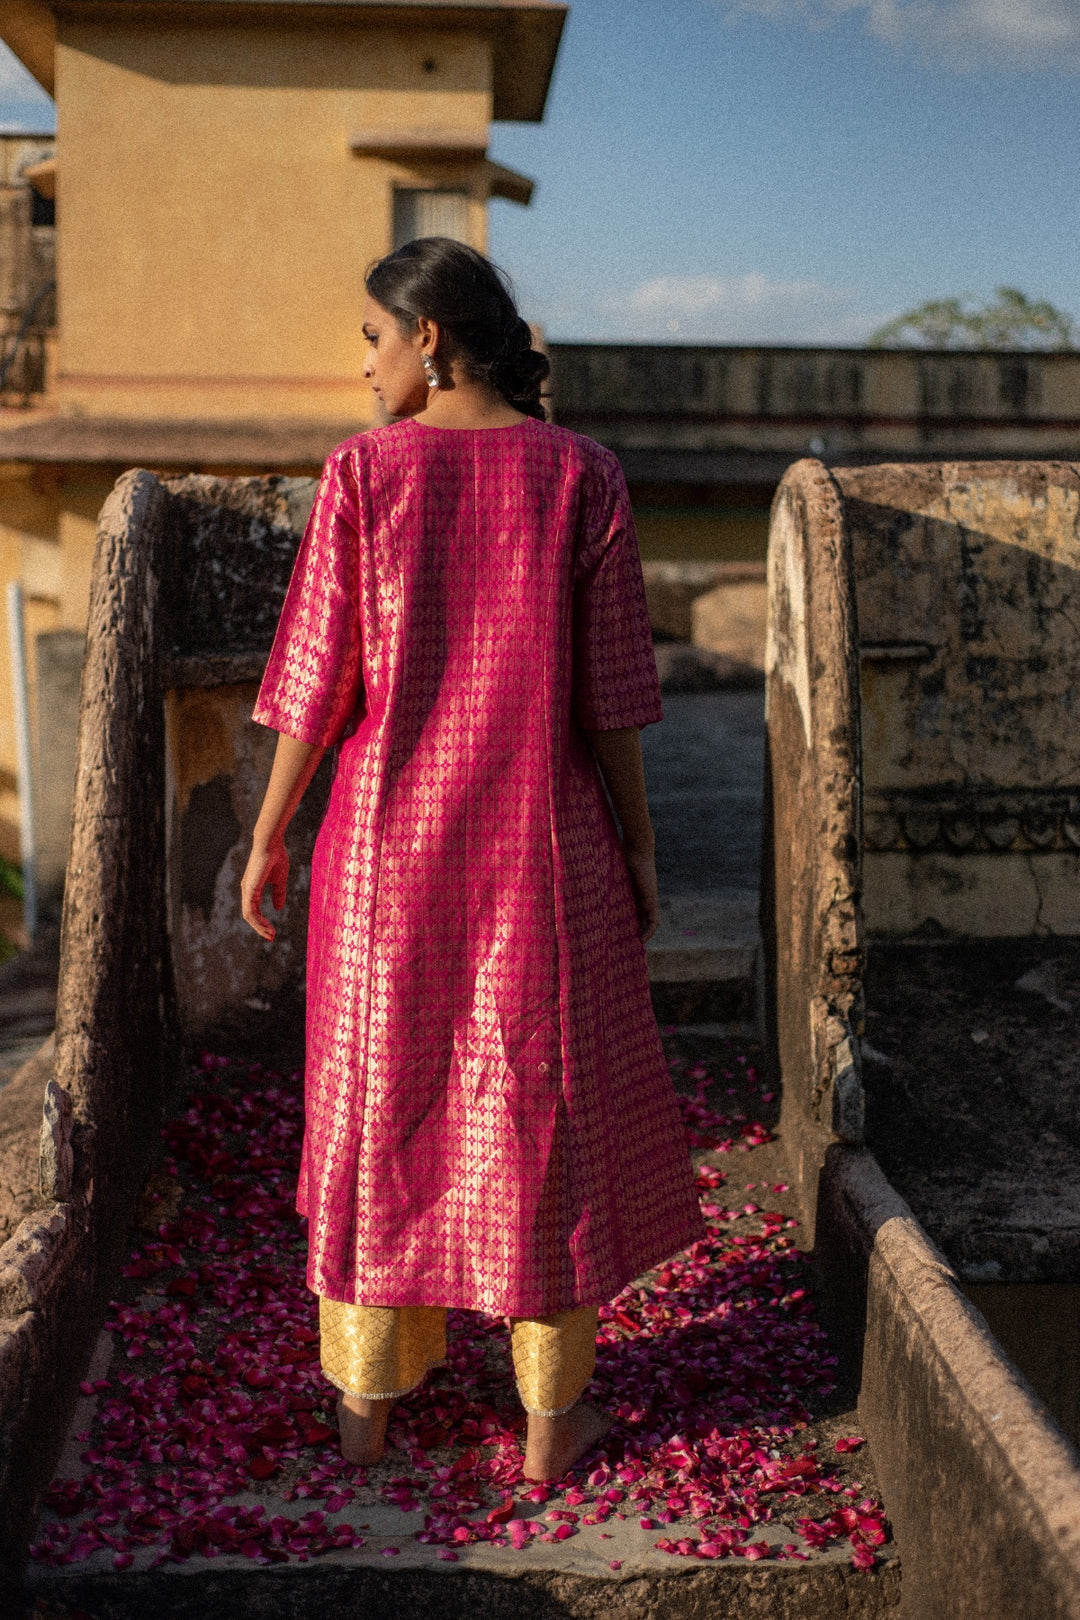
<box><xmin>244</xmin><ymin>451</ymin><xmax>364</xmax><ymax>941</ymax></box>
<box><xmin>240</xmin><ymin>732</ymin><xmax>326</xmax><ymax>941</ymax></box>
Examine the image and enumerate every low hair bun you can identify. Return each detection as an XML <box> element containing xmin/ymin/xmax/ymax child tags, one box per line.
<box><xmin>365</xmin><ymin>238</ymin><xmax>551</xmax><ymax>420</ymax></box>
<box><xmin>506</xmin><ymin>316</ymin><xmax>533</xmax><ymax>356</ymax></box>
<box><xmin>490</xmin><ymin>339</ymin><xmax>550</xmax><ymax>420</ymax></box>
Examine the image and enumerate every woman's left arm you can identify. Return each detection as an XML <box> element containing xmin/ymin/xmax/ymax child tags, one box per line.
<box><xmin>240</xmin><ymin>733</ymin><xmax>326</xmax><ymax>941</ymax></box>
<box><xmin>586</xmin><ymin>725</ymin><xmax>660</xmax><ymax>943</ymax></box>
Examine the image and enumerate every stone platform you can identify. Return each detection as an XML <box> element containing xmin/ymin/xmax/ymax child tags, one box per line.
<box><xmin>25</xmin><ymin>1032</ymin><xmax>899</xmax><ymax>1619</ymax></box>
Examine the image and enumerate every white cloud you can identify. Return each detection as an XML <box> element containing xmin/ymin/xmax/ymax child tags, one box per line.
<box><xmin>583</xmin><ymin>271</ymin><xmax>886</xmax><ymax>344</ymax></box>
<box><xmin>722</xmin><ymin>0</ymin><xmax>1080</xmax><ymax>71</ymax></box>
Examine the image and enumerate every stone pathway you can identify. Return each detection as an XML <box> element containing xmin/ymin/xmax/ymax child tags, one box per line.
<box><xmin>26</xmin><ymin>1034</ymin><xmax>899</xmax><ymax>1617</ymax></box>
<box><xmin>23</xmin><ymin>689</ymin><xmax>902</xmax><ymax>1613</ymax></box>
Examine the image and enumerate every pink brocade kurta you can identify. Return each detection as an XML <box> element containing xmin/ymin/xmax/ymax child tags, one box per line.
<box><xmin>253</xmin><ymin>415</ymin><xmax>705</xmax><ymax>1315</ymax></box>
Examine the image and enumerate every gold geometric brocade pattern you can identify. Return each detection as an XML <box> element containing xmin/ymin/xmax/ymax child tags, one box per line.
<box><xmin>320</xmin><ymin>1299</ymin><xmax>598</xmax><ymax>1415</ymax></box>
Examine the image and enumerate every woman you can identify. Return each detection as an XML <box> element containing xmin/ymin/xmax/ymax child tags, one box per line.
<box><xmin>241</xmin><ymin>238</ymin><xmax>703</xmax><ymax>1483</ymax></box>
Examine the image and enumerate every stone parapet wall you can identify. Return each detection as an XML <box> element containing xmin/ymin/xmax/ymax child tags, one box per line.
<box><xmin>816</xmin><ymin>1147</ymin><xmax>1080</xmax><ymax>1620</ymax></box>
<box><xmin>165</xmin><ymin>680</ymin><xmax>331</xmax><ymax>1045</ymax></box>
<box><xmin>836</xmin><ymin>460</ymin><xmax>1080</xmax><ymax>938</ymax></box>
<box><xmin>0</xmin><ymin>469</ymin><xmax>180</xmax><ymax>1594</ymax></box>
<box><xmin>760</xmin><ymin>458</ymin><xmax>864</xmax><ymax>1249</ymax></box>
<box><xmin>0</xmin><ymin>470</ymin><xmax>317</xmax><ymax>1593</ymax></box>
<box><xmin>765</xmin><ymin>456</ymin><xmax>1080</xmax><ymax>1617</ymax></box>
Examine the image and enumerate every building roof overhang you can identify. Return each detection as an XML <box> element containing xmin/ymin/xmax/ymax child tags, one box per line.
<box><xmin>349</xmin><ymin>128</ymin><xmax>534</xmax><ymax>201</ymax></box>
<box><xmin>0</xmin><ymin>0</ymin><xmax>566</xmax><ymax>119</ymax></box>
<box><xmin>23</xmin><ymin>153</ymin><xmax>54</xmax><ymax>194</ymax></box>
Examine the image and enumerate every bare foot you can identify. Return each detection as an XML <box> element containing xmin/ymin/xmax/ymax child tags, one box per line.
<box><xmin>336</xmin><ymin>1393</ymin><xmax>393</xmax><ymax>1465</ymax></box>
<box><xmin>522</xmin><ymin>1401</ymin><xmax>612</xmax><ymax>1482</ymax></box>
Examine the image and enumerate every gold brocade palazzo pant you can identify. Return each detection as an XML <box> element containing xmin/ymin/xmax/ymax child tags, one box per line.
<box><xmin>319</xmin><ymin>1299</ymin><xmax>599</xmax><ymax>1417</ymax></box>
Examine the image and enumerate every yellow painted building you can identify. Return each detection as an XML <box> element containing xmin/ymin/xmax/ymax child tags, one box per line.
<box><xmin>0</xmin><ymin>0</ymin><xmax>566</xmax><ymax>863</ymax></box>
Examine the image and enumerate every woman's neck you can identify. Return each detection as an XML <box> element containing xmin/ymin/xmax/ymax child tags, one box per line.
<box><xmin>411</xmin><ymin>379</ymin><xmax>527</xmax><ymax>431</ymax></box>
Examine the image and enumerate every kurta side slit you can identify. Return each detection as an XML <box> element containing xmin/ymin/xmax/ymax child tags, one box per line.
<box><xmin>253</xmin><ymin>415</ymin><xmax>704</xmax><ymax>1332</ymax></box>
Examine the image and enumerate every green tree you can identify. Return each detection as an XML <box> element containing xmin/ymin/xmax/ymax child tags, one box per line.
<box><xmin>869</xmin><ymin>287</ymin><xmax>1077</xmax><ymax>351</ymax></box>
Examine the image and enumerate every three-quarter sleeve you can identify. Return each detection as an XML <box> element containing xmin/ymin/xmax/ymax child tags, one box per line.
<box><xmin>252</xmin><ymin>449</ymin><xmax>364</xmax><ymax>747</ymax></box>
<box><xmin>571</xmin><ymin>449</ymin><xmax>662</xmax><ymax>731</ymax></box>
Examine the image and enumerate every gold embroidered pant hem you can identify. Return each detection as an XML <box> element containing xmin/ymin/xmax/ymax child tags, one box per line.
<box><xmin>319</xmin><ymin>1299</ymin><xmax>598</xmax><ymax>1416</ymax></box>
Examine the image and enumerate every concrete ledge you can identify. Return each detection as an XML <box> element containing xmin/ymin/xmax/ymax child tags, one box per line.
<box><xmin>653</xmin><ymin>642</ymin><xmax>764</xmax><ymax>693</ymax></box>
<box><xmin>27</xmin><ymin>1552</ymin><xmax>902</xmax><ymax>1619</ymax></box>
<box><xmin>816</xmin><ymin>1144</ymin><xmax>1080</xmax><ymax>1620</ymax></box>
<box><xmin>647</xmin><ymin>943</ymin><xmax>757</xmax><ymax>983</ymax></box>
<box><xmin>647</xmin><ymin>895</ymin><xmax>759</xmax><ymax>1025</ymax></box>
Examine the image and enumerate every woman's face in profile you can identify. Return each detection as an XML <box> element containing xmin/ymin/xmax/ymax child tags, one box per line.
<box><xmin>361</xmin><ymin>296</ymin><xmax>432</xmax><ymax>418</ymax></box>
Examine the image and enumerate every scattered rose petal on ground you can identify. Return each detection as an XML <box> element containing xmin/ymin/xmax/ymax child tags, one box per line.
<box><xmin>29</xmin><ymin>1053</ymin><xmax>888</xmax><ymax>1575</ymax></box>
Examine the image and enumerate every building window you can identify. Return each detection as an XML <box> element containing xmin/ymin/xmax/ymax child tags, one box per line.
<box><xmin>393</xmin><ymin>189</ymin><xmax>469</xmax><ymax>249</ymax></box>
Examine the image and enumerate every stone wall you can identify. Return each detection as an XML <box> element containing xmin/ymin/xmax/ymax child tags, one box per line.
<box><xmin>765</xmin><ymin>457</ymin><xmax>1080</xmax><ymax>1619</ymax></box>
<box><xmin>0</xmin><ymin>470</ymin><xmax>317</xmax><ymax>1591</ymax></box>
<box><xmin>160</xmin><ymin>474</ymin><xmax>320</xmax><ymax>1048</ymax></box>
<box><xmin>549</xmin><ymin>344</ymin><xmax>1080</xmax><ymax>478</ymax></box>
<box><xmin>165</xmin><ymin>682</ymin><xmax>331</xmax><ymax>1046</ymax></box>
<box><xmin>0</xmin><ymin>469</ymin><xmax>180</xmax><ymax>1591</ymax></box>
<box><xmin>815</xmin><ymin>1147</ymin><xmax>1080</xmax><ymax>1620</ymax></box>
<box><xmin>760</xmin><ymin>458</ymin><xmax>864</xmax><ymax>1249</ymax></box>
<box><xmin>837</xmin><ymin>461</ymin><xmax>1080</xmax><ymax>938</ymax></box>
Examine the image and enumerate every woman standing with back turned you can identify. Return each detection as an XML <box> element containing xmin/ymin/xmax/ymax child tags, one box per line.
<box><xmin>241</xmin><ymin>238</ymin><xmax>703</xmax><ymax>1483</ymax></box>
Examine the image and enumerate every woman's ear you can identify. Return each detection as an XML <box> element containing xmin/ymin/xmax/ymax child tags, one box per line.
<box><xmin>416</xmin><ymin>315</ymin><xmax>440</xmax><ymax>356</ymax></box>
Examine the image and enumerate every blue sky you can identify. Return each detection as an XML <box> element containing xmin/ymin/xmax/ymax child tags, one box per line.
<box><xmin>2</xmin><ymin>0</ymin><xmax>1078</xmax><ymax>344</ymax></box>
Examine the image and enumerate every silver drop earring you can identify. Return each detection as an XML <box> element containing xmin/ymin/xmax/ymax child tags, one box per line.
<box><xmin>422</xmin><ymin>354</ymin><xmax>440</xmax><ymax>389</ymax></box>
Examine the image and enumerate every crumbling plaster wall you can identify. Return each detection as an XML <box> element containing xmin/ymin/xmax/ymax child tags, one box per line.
<box><xmin>165</xmin><ymin>681</ymin><xmax>330</xmax><ymax>1045</ymax></box>
<box><xmin>836</xmin><ymin>461</ymin><xmax>1080</xmax><ymax>937</ymax></box>
<box><xmin>160</xmin><ymin>473</ymin><xmax>320</xmax><ymax>1047</ymax></box>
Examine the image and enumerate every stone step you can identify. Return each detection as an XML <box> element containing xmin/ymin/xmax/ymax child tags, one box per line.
<box><xmin>648</xmin><ymin>891</ymin><xmax>760</xmax><ymax>1028</ymax></box>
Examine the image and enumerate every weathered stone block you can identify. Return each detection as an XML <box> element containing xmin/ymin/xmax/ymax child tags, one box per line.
<box><xmin>0</xmin><ymin>1204</ymin><xmax>71</xmax><ymax>1316</ymax></box>
<box><xmin>690</xmin><ymin>577</ymin><xmax>767</xmax><ymax>671</ymax></box>
<box><xmin>642</xmin><ymin>561</ymin><xmax>763</xmax><ymax>642</ymax></box>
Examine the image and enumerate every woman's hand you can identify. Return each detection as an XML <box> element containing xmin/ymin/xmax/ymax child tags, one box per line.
<box><xmin>623</xmin><ymin>843</ymin><xmax>660</xmax><ymax>943</ymax></box>
<box><xmin>241</xmin><ymin>839</ymin><xmax>289</xmax><ymax>942</ymax></box>
<box><xmin>240</xmin><ymin>733</ymin><xmax>325</xmax><ymax>942</ymax></box>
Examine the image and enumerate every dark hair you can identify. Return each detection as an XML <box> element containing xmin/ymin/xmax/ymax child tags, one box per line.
<box><xmin>365</xmin><ymin>237</ymin><xmax>550</xmax><ymax>420</ymax></box>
